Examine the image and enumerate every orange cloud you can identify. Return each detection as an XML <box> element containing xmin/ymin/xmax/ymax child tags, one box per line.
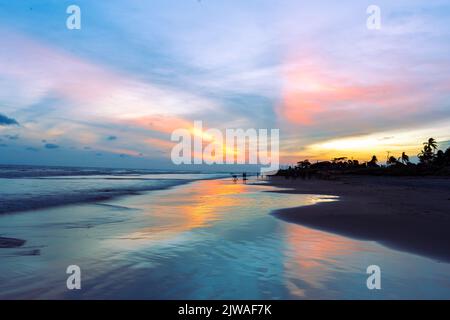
<box><xmin>145</xmin><ymin>137</ymin><xmax>175</xmax><ymax>149</ymax></box>
<box><xmin>122</xmin><ymin>115</ymin><xmax>192</xmax><ymax>135</ymax></box>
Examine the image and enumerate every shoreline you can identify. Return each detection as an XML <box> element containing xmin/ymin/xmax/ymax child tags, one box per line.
<box><xmin>268</xmin><ymin>175</ymin><xmax>450</xmax><ymax>263</ymax></box>
<box><xmin>0</xmin><ymin>178</ymin><xmax>197</xmax><ymax>215</ymax></box>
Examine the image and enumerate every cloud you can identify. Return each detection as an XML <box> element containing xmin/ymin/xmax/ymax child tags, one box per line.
<box><xmin>44</xmin><ymin>143</ymin><xmax>59</xmax><ymax>149</ymax></box>
<box><xmin>4</xmin><ymin>134</ymin><xmax>19</xmax><ymax>140</ymax></box>
<box><xmin>107</xmin><ymin>135</ymin><xmax>117</xmax><ymax>141</ymax></box>
<box><xmin>0</xmin><ymin>30</ymin><xmax>220</xmax><ymax>122</ymax></box>
<box><xmin>25</xmin><ymin>146</ymin><xmax>39</xmax><ymax>151</ymax></box>
<box><xmin>0</xmin><ymin>114</ymin><xmax>18</xmax><ymax>126</ymax></box>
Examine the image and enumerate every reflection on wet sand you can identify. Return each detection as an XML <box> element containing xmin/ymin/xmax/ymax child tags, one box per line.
<box><xmin>283</xmin><ymin>223</ymin><xmax>371</xmax><ymax>297</ymax></box>
<box><xmin>113</xmin><ymin>180</ymin><xmax>335</xmax><ymax>248</ymax></box>
<box><xmin>111</xmin><ymin>180</ymin><xmax>248</xmax><ymax>245</ymax></box>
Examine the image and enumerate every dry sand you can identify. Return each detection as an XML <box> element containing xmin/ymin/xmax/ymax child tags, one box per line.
<box><xmin>269</xmin><ymin>175</ymin><xmax>450</xmax><ymax>263</ymax></box>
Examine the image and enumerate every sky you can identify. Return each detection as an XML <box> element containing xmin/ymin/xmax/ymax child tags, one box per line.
<box><xmin>0</xmin><ymin>0</ymin><xmax>450</xmax><ymax>169</ymax></box>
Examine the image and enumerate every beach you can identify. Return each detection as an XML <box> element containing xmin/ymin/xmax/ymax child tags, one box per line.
<box><xmin>1</xmin><ymin>170</ymin><xmax>450</xmax><ymax>299</ymax></box>
<box><xmin>269</xmin><ymin>175</ymin><xmax>450</xmax><ymax>263</ymax></box>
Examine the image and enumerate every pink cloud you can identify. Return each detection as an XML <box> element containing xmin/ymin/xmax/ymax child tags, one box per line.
<box><xmin>0</xmin><ymin>29</ymin><xmax>218</xmax><ymax>121</ymax></box>
<box><xmin>0</xmin><ymin>29</ymin><xmax>120</xmax><ymax>104</ymax></box>
<box><xmin>275</xmin><ymin>50</ymin><xmax>449</xmax><ymax>128</ymax></box>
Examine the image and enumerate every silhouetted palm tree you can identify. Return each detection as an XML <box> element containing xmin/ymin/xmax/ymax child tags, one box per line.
<box><xmin>297</xmin><ymin>160</ymin><xmax>311</xmax><ymax>169</ymax></box>
<box><xmin>367</xmin><ymin>155</ymin><xmax>379</xmax><ymax>167</ymax></box>
<box><xmin>418</xmin><ymin>139</ymin><xmax>436</xmax><ymax>164</ymax></box>
<box><xmin>444</xmin><ymin>147</ymin><xmax>450</xmax><ymax>165</ymax></box>
<box><xmin>423</xmin><ymin>138</ymin><xmax>437</xmax><ymax>151</ymax></box>
<box><xmin>399</xmin><ymin>152</ymin><xmax>410</xmax><ymax>164</ymax></box>
<box><xmin>387</xmin><ymin>156</ymin><xmax>399</xmax><ymax>166</ymax></box>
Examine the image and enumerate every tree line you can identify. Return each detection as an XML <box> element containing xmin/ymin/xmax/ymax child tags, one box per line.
<box><xmin>278</xmin><ymin>138</ymin><xmax>450</xmax><ymax>177</ymax></box>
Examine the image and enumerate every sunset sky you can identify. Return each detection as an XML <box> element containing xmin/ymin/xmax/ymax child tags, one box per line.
<box><xmin>1</xmin><ymin>0</ymin><xmax>450</xmax><ymax>169</ymax></box>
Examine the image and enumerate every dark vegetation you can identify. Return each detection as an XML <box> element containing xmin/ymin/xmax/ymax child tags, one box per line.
<box><xmin>277</xmin><ymin>138</ymin><xmax>450</xmax><ymax>178</ymax></box>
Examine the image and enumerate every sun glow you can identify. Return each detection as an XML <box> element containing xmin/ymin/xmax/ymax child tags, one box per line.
<box><xmin>288</xmin><ymin>120</ymin><xmax>450</xmax><ymax>162</ymax></box>
<box><xmin>317</xmin><ymin>137</ymin><xmax>381</xmax><ymax>151</ymax></box>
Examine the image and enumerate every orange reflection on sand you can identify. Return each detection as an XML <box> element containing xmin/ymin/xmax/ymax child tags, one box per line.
<box><xmin>283</xmin><ymin>223</ymin><xmax>367</xmax><ymax>297</ymax></box>
<box><xmin>120</xmin><ymin>180</ymin><xmax>247</xmax><ymax>243</ymax></box>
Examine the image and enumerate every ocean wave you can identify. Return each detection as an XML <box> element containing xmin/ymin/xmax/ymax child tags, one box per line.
<box><xmin>0</xmin><ymin>164</ymin><xmax>201</xmax><ymax>178</ymax></box>
<box><xmin>0</xmin><ymin>179</ymin><xmax>194</xmax><ymax>214</ymax></box>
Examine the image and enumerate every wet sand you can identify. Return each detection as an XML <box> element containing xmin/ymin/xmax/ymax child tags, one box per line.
<box><xmin>269</xmin><ymin>176</ymin><xmax>450</xmax><ymax>263</ymax></box>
